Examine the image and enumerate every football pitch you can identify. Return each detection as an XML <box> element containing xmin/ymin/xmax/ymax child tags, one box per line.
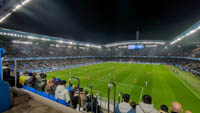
<box><xmin>47</xmin><ymin>62</ymin><xmax>200</xmax><ymax>112</ymax></box>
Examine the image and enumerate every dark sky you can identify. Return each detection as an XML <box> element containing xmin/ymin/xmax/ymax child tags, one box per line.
<box><xmin>0</xmin><ymin>0</ymin><xmax>200</xmax><ymax>44</ymax></box>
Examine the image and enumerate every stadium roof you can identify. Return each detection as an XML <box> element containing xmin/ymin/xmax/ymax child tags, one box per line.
<box><xmin>0</xmin><ymin>27</ymin><xmax>101</xmax><ymax>48</ymax></box>
<box><xmin>104</xmin><ymin>40</ymin><xmax>167</xmax><ymax>47</ymax></box>
<box><xmin>0</xmin><ymin>0</ymin><xmax>31</xmax><ymax>23</ymax></box>
<box><xmin>0</xmin><ymin>27</ymin><xmax>169</xmax><ymax>48</ymax></box>
<box><xmin>171</xmin><ymin>20</ymin><xmax>200</xmax><ymax>45</ymax></box>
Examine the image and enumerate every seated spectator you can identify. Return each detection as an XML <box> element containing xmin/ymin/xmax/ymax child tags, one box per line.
<box><xmin>19</xmin><ymin>71</ymin><xmax>28</xmax><ymax>85</ymax></box>
<box><xmin>185</xmin><ymin>110</ymin><xmax>192</xmax><ymax>113</ymax></box>
<box><xmin>158</xmin><ymin>105</ymin><xmax>168</xmax><ymax>113</ymax></box>
<box><xmin>35</xmin><ymin>73</ymin><xmax>47</xmax><ymax>91</ymax></box>
<box><xmin>25</xmin><ymin>72</ymin><xmax>34</xmax><ymax>87</ymax></box>
<box><xmin>130</xmin><ymin>102</ymin><xmax>137</xmax><ymax>110</ymax></box>
<box><xmin>115</xmin><ymin>94</ymin><xmax>135</xmax><ymax>113</ymax></box>
<box><xmin>49</xmin><ymin>78</ymin><xmax>61</xmax><ymax>95</ymax></box>
<box><xmin>45</xmin><ymin>77</ymin><xmax>56</xmax><ymax>94</ymax></box>
<box><xmin>136</xmin><ymin>95</ymin><xmax>158</xmax><ymax>113</ymax></box>
<box><xmin>170</xmin><ymin>102</ymin><xmax>182</xmax><ymax>113</ymax></box>
<box><xmin>55</xmin><ymin>80</ymin><xmax>70</xmax><ymax>103</ymax></box>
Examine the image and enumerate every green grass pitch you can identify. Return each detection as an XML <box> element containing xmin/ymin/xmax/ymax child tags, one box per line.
<box><xmin>47</xmin><ymin>62</ymin><xmax>200</xmax><ymax>112</ymax></box>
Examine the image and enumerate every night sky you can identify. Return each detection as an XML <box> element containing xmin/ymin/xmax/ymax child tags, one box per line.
<box><xmin>0</xmin><ymin>0</ymin><xmax>200</xmax><ymax>44</ymax></box>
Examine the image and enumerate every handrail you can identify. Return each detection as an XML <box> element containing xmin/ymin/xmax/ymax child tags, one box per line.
<box><xmin>108</xmin><ymin>82</ymin><xmax>116</xmax><ymax>113</ymax></box>
<box><xmin>69</xmin><ymin>76</ymin><xmax>81</xmax><ymax>111</ymax></box>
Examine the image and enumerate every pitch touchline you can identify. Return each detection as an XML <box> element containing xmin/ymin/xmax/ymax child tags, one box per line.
<box><xmin>172</xmin><ymin>72</ymin><xmax>200</xmax><ymax>100</ymax></box>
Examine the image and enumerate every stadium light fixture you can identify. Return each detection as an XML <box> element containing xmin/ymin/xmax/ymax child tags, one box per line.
<box><xmin>0</xmin><ymin>13</ymin><xmax>12</xmax><ymax>23</ymax></box>
<box><xmin>0</xmin><ymin>29</ymin><xmax>102</xmax><ymax>49</ymax></box>
<box><xmin>0</xmin><ymin>0</ymin><xmax>32</xmax><ymax>23</ymax></box>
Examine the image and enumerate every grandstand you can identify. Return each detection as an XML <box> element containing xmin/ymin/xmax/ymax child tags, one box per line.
<box><xmin>0</xmin><ymin>1</ymin><xmax>200</xmax><ymax>113</ymax></box>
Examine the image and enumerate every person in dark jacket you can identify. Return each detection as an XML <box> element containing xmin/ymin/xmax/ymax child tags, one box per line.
<box><xmin>25</xmin><ymin>72</ymin><xmax>34</xmax><ymax>87</ymax></box>
<box><xmin>49</xmin><ymin>78</ymin><xmax>61</xmax><ymax>95</ymax></box>
<box><xmin>115</xmin><ymin>94</ymin><xmax>136</xmax><ymax>113</ymax></box>
<box><xmin>45</xmin><ymin>77</ymin><xmax>56</xmax><ymax>94</ymax></box>
<box><xmin>35</xmin><ymin>73</ymin><xmax>47</xmax><ymax>91</ymax></box>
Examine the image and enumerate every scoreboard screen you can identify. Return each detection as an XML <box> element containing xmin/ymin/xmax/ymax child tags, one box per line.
<box><xmin>128</xmin><ymin>45</ymin><xmax>145</xmax><ymax>50</ymax></box>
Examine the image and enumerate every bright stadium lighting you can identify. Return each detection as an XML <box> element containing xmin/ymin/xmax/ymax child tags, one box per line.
<box><xmin>0</xmin><ymin>13</ymin><xmax>11</xmax><ymax>23</ymax></box>
<box><xmin>104</xmin><ymin>41</ymin><xmax>165</xmax><ymax>47</ymax></box>
<box><xmin>85</xmin><ymin>44</ymin><xmax>90</xmax><ymax>47</ymax></box>
<box><xmin>12</xmin><ymin>40</ymin><xmax>32</xmax><ymax>45</ymax></box>
<box><xmin>171</xmin><ymin>23</ymin><xmax>200</xmax><ymax>45</ymax></box>
<box><xmin>0</xmin><ymin>0</ymin><xmax>32</xmax><ymax>23</ymax></box>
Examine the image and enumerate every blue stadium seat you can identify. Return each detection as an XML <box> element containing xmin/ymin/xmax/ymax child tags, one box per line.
<box><xmin>22</xmin><ymin>85</ymin><xmax>26</xmax><ymax>89</ymax></box>
<box><xmin>29</xmin><ymin>87</ymin><xmax>36</xmax><ymax>93</ymax></box>
<box><xmin>49</xmin><ymin>95</ymin><xmax>57</xmax><ymax>102</ymax></box>
<box><xmin>42</xmin><ymin>92</ymin><xmax>49</xmax><ymax>98</ymax></box>
<box><xmin>57</xmin><ymin>99</ymin><xmax>68</xmax><ymax>106</ymax></box>
<box><xmin>26</xmin><ymin>86</ymin><xmax>31</xmax><ymax>91</ymax></box>
<box><xmin>35</xmin><ymin>90</ymin><xmax>43</xmax><ymax>96</ymax></box>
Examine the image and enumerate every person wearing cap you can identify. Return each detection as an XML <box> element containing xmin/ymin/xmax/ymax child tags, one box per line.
<box><xmin>115</xmin><ymin>94</ymin><xmax>136</xmax><ymax>113</ymax></box>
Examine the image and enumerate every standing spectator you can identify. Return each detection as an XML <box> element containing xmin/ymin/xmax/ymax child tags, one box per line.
<box><xmin>45</xmin><ymin>77</ymin><xmax>56</xmax><ymax>94</ymax></box>
<box><xmin>115</xmin><ymin>94</ymin><xmax>136</xmax><ymax>113</ymax></box>
<box><xmin>35</xmin><ymin>73</ymin><xmax>47</xmax><ymax>91</ymax></box>
<box><xmin>136</xmin><ymin>95</ymin><xmax>158</xmax><ymax>113</ymax></box>
<box><xmin>170</xmin><ymin>102</ymin><xmax>182</xmax><ymax>113</ymax></box>
<box><xmin>55</xmin><ymin>80</ymin><xmax>70</xmax><ymax>103</ymax></box>
<box><xmin>158</xmin><ymin>105</ymin><xmax>168</xmax><ymax>113</ymax></box>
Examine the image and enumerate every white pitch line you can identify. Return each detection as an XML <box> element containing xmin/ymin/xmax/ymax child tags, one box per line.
<box><xmin>173</xmin><ymin>73</ymin><xmax>200</xmax><ymax>100</ymax></box>
<box><xmin>138</xmin><ymin>87</ymin><xmax>144</xmax><ymax>103</ymax></box>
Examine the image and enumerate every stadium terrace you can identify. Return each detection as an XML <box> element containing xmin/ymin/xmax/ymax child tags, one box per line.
<box><xmin>0</xmin><ymin>1</ymin><xmax>200</xmax><ymax>113</ymax></box>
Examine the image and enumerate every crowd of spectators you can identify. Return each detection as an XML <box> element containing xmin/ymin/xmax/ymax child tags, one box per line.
<box><xmin>18</xmin><ymin>71</ymin><xmax>102</xmax><ymax>113</ymax></box>
<box><xmin>116</xmin><ymin>94</ymin><xmax>192</xmax><ymax>113</ymax></box>
<box><xmin>5</xmin><ymin>58</ymin><xmax>101</xmax><ymax>72</ymax></box>
<box><xmin>2</xmin><ymin>42</ymin><xmax>103</xmax><ymax>58</ymax></box>
<box><xmin>1</xmin><ymin>40</ymin><xmax>200</xmax><ymax>58</ymax></box>
<box><xmin>18</xmin><ymin>70</ymin><xmax>193</xmax><ymax>113</ymax></box>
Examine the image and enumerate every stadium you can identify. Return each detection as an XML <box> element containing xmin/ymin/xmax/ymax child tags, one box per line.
<box><xmin>0</xmin><ymin>0</ymin><xmax>200</xmax><ymax>113</ymax></box>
